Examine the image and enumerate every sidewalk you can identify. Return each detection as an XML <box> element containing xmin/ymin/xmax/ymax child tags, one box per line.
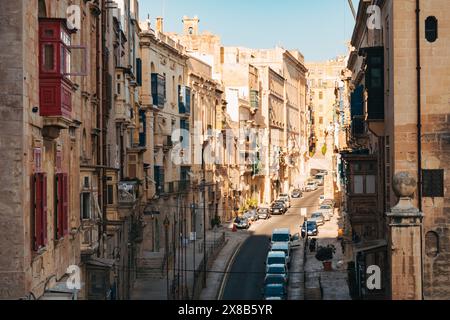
<box><xmin>288</xmin><ymin>241</ymin><xmax>305</xmax><ymax>300</ymax></box>
<box><xmin>304</xmin><ymin>210</ymin><xmax>351</xmax><ymax>300</ymax></box>
<box><xmin>131</xmin><ymin>221</ymin><xmax>249</xmax><ymax>300</ymax></box>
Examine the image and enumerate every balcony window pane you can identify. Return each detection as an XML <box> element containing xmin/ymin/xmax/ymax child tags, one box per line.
<box><xmin>43</xmin><ymin>44</ymin><xmax>54</xmax><ymax>71</ymax></box>
<box><xmin>354</xmin><ymin>175</ymin><xmax>364</xmax><ymax>194</ymax></box>
<box><xmin>366</xmin><ymin>175</ymin><xmax>376</xmax><ymax>194</ymax></box>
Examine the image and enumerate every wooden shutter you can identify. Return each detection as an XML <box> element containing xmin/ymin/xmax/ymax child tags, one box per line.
<box><xmin>33</xmin><ymin>173</ymin><xmax>42</xmax><ymax>251</ymax></box>
<box><xmin>63</xmin><ymin>173</ymin><xmax>69</xmax><ymax>236</ymax></box>
<box><xmin>56</xmin><ymin>173</ymin><xmax>63</xmax><ymax>239</ymax></box>
<box><xmin>136</xmin><ymin>58</ymin><xmax>142</xmax><ymax>86</ymax></box>
<box><xmin>42</xmin><ymin>173</ymin><xmax>48</xmax><ymax>246</ymax></box>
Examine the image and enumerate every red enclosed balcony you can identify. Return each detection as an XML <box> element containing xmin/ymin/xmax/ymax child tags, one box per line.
<box><xmin>38</xmin><ymin>18</ymin><xmax>86</xmax><ymax>137</ymax></box>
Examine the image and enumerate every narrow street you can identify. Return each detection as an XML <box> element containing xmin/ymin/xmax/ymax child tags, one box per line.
<box><xmin>221</xmin><ymin>188</ymin><xmax>324</xmax><ymax>300</ymax></box>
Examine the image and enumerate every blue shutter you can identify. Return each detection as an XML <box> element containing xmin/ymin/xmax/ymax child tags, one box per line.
<box><xmin>136</xmin><ymin>58</ymin><xmax>142</xmax><ymax>86</ymax></box>
<box><xmin>139</xmin><ymin>109</ymin><xmax>146</xmax><ymax>147</ymax></box>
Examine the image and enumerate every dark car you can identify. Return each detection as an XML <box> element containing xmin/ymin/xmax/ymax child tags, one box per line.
<box><xmin>271</xmin><ymin>202</ymin><xmax>286</xmax><ymax>215</ymax></box>
<box><xmin>291</xmin><ymin>189</ymin><xmax>303</xmax><ymax>198</ymax></box>
<box><xmin>234</xmin><ymin>217</ymin><xmax>249</xmax><ymax>229</ymax></box>
<box><xmin>301</xmin><ymin>221</ymin><xmax>319</xmax><ymax>237</ymax></box>
<box><xmin>263</xmin><ymin>284</ymin><xmax>287</xmax><ymax>300</ymax></box>
<box><xmin>257</xmin><ymin>207</ymin><xmax>271</xmax><ymax>220</ymax></box>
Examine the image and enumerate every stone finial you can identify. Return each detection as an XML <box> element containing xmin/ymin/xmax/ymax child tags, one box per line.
<box><xmin>392</xmin><ymin>172</ymin><xmax>417</xmax><ymax>198</ymax></box>
<box><xmin>390</xmin><ymin>172</ymin><xmax>421</xmax><ymax>215</ymax></box>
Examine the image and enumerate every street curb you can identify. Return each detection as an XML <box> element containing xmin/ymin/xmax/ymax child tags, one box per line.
<box><xmin>216</xmin><ymin>235</ymin><xmax>248</xmax><ymax>300</ymax></box>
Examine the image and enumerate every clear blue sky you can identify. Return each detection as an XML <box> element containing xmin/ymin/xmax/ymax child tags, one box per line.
<box><xmin>139</xmin><ymin>0</ymin><xmax>358</xmax><ymax>62</ymax></box>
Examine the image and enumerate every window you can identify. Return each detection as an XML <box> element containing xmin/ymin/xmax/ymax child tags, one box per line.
<box><xmin>136</xmin><ymin>58</ymin><xmax>142</xmax><ymax>86</ymax></box>
<box><xmin>117</xmin><ymin>83</ymin><xmax>121</xmax><ymax>95</ymax></box>
<box><xmin>43</xmin><ymin>44</ymin><xmax>55</xmax><ymax>71</ymax></box>
<box><xmin>55</xmin><ymin>173</ymin><xmax>69</xmax><ymax>240</ymax></box>
<box><xmin>354</xmin><ymin>176</ymin><xmax>364</xmax><ymax>194</ymax></box>
<box><xmin>81</xmin><ymin>192</ymin><xmax>92</xmax><ymax>220</ymax></box>
<box><xmin>352</xmin><ymin>175</ymin><xmax>376</xmax><ymax>195</ymax></box>
<box><xmin>422</xmin><ymin>169</ymin><xmax>444</xmax><ymax>197</ymax></box>
<box><xmin>319</xmin><ymin>91</ymin><xmax>323</xmax><ymax>100</ymax></box>
<box><xmin>425</xmin><ymin>16</ymin><xmax>438</xmax><ymax>43</ymax></box>
<box><xmin>32</xmin><ymin>172</ymin><xmax>48</xmax><ymax>251</ymax></box>
<box><xmin>107</xmin><ymin>185</ymin><xmax>115</xmax><ymax>205</ymax></box>
<box><xmin>366</xmin><ymin>175</ymin><xmax>376</xmax><ymax>194</ymax></box>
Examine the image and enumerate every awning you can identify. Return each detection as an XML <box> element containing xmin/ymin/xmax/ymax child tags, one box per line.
<box><xmin>86</xmin><ymin>257</ymin><xmax>116</xmax><ymax>269</ymax></box>
<box><xmin>354</xmin><ymin>239</ymin><xmax>388</xmax><ymax>253</ymax></box>
<box><xmin>39</xmin><ymin>274</ymin><xmax>78</xmax><ymax>300</ymax></box>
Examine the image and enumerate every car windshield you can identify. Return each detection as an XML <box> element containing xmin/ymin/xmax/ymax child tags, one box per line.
<box><xmin>320</xmin><ymin>205</ymin><xmax>331</xmax><ymax>210</ymax></box>
<box><xmin>268</xmin><ymin>257</ymin><xmax>285</xmax><ymax>265</ymax></box>
<box><xmin>265</xmin><ymin>276</ymin><xmax>284</xmax><ymax>285</ymax></box>
<box><xmin>280</xmin><ymin>194</ymin><xmax>288</xmax><ymax>197</ymax></box>
<box><xmin>308</xmin><ymin>183</ymin><xmax>315</xmax><ymax>186</ymax></box>
<box><xmin>268</xmin><ymin>266</ymin><xmax>285</xmax><ymax>274</ymax></box>
<box><xmin>272</xmin><ymin>234</ymin><xmax>290</xmax><ymax>242</ymax></box>
<box><xmin>304</xmin><ymin>222</ymin><xmax>316</xmax><ymax>230</ymax></box>
<box><xmin>312</xmin><ymin>214</ymin><xmax>322</xmax><ymax>218</ymax></box>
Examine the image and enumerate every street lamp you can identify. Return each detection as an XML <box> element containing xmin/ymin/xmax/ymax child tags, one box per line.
<box><xmin>163</xmin><ymin>216</ymin><xmax>170</xmax><ymax>300</ymax></box>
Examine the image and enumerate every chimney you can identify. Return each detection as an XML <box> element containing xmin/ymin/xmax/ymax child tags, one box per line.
<box><xmin>156</xmin><ymin>17</ymin><xmax>164</xmax><ymax>33</ymax></box>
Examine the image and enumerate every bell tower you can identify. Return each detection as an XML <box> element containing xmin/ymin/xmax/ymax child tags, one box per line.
<box><xmin>182</xmin><ymin>16</ymin><xmax>200</xmax><ymax>36</ymax></box>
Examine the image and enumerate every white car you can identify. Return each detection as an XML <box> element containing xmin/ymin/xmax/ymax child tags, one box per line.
<box><xmin>278</xmin><ymin>193</ymin><xmax>291</xmax><ymax>208</ymax></box>
<box><xmin>305</xmin><ymin>182</ymin><xmax>318</xmax><ymax>192</ymax></box>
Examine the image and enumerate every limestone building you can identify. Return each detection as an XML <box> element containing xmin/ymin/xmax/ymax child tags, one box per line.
<box><xmin>344</xmin><ymin>0</ymin><xmax>450</xmax><ymax>300</ymax></box>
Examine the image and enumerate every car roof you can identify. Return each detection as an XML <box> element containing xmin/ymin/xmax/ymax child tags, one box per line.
<box><xmin>273</xmin><ymin>228</ymin><xmax>290</xmax><ymax>234</ymax></box>
<box><xmin>268</xmin><ymin>251</ymin><xmax>286</xmax><ymax>257</ymax></box>
<box><xmin>272</xmin><ymin>242</ymin><xmax>289</xmax><ymax>248</ymax></box>
<box><xmin>267</xmin><ymin>264</ymin><xmax>286</xmax><ymax>269</ymax></box>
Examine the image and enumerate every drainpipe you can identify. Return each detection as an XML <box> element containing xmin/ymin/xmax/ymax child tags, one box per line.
<box><xmin>95</xmin><ymin>0</ymin><xmax>102</xmax><ymax>253</ymax></box>
<box><xmin>415</xmin><ymin>0</ymin><xmax>424</xmax><ymax>300</ymax></box>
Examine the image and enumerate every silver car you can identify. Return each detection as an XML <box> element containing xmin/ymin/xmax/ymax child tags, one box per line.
<box><xmin>309</xmin><ymin>212</ymin><xmax>325</xmax><ymax>226</ymax></box>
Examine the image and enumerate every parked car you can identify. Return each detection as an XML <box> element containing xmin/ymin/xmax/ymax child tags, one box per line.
<box><xmin>291</xmin><ymin>189</ymin><xmax>303</xmax><ymax>198</ymax></box>
<box><xmin>314</xmin><ymin>174</ymin><xmax>325</xmax><ymax>186</ymax></box>
<box><xmin>305</xmin><ymin>181</ymin><xmax>318</xmax><ymax>192</ymax></box>
<box><xmin>244</xmin><ymin>210</ymin><xmax>259</xmax><ymax>222</ymax></box>
<box><xmin>271</xmin><ymin>242</ymin><xmax>291</xmax><ymax>265</ymax></box>
<box><xmin>321</xmin><ymin>199</ymin><xmax>336</xmax><ymax>208</ymax></box>
<box><xmin>319</xmin><ymin>194</ymin><xmax>325</xmax><ymax>202</ymax></box>
<box><xmin>318</xmin><ymin>204</ymin><xmax>334</xmax><ymax>218</ymax></box>
<box><xmin>257</xmin><ymin>207</ymin><xmax>271</xmax><ymax>220</ymax></box>
<box><xmin>278</xmin><ymin>194</ymin><xmax>291</xmax><ymax>208</ymax></box>
<box><xmin>271</xmin><ymin>228</ymin><xmax>291</xmax><ymax>246</ymax></box>
<box><xmin>301</xmin><ymin>221</ymin><xmax>319</xmax><ymax>237</ymax></box>
<box><xmin>270</xmin><ymin>229</ymin><xmax>301</xmax><ymax>248</ymax></box>
<box><xmin>234</xmin><ymin>217</ymin><xmax>249</xmax><ymax>229</ymax></box>
<box><xmin>266</xmin><ymin>251</ymin><xmax>288</xmax><ymax>268</ymax></box>
<box><xmin>264</xmin><ymin>274</ymin><xmax>288</xmax><ymax>287</ymax></box>
<box><xmin>263</xmin><ymin>284</ymin><xmax>287</xmax><ymax>300</ymax></box>
<box><xmin>266</xmin><ymin>264</ymin><xmax>289</xmax><ymax>284</ymax></box>
<box><xmin>270</xmin><ymin>202</ymin><xmax>286</xmax><ymax>215</ymax></box>
<box><xmin>309</xmin><ymin>212</ymin><xmax>325</xmax><ymax>226</ymax></box>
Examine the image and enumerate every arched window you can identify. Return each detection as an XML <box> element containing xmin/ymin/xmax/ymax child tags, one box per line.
<box><xmin>425</xmin><ymin>231</ymin><xmax>440</xmax><ymax>258</ymax></box>
<box><xmin>425</xmin><ymin>16</ymin><xmax>438</xmax><ymax>43</ymax></box>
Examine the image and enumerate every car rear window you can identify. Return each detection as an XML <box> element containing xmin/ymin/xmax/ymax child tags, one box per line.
<box><xmin>272</xmin><ymin>234</ymin><xmax>290</xmax><ymax>242</ymax></box>
<box><xmin>268</xmin><ymin>266</ymin><xmax>285</xmax><ymax>274</ymax></box>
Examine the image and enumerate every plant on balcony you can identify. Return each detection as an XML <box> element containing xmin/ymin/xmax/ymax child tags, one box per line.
<box><xmin>321</xmin><ymin>144</ymin><xmax>327</xmax><ymax>156</ymax></box>
<box><xmin>211</xmin><ymin>216</ymin><xmax>221</xmax><ymax>228</ymax></box>
<box><xmin>246</xmin><ymin>198</ymin><xmax>258</xmax><ymax>210</ymax></box>
<box><xmin>315</xmin><ymin>244</ymin><xmax>336</xmax><ymax>271</ymax></box>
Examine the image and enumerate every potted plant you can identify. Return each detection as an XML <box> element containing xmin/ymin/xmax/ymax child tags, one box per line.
<box><xmin>315</xmin><ymin>244</ymin><xmax>336</xmax><ymax>271</ymax></box>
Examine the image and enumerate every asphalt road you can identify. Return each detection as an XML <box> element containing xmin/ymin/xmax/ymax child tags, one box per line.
<box><xmin>221</xmin><ymin>187</ymin><xmax>324</xmax><ymax>300</ymax></box>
